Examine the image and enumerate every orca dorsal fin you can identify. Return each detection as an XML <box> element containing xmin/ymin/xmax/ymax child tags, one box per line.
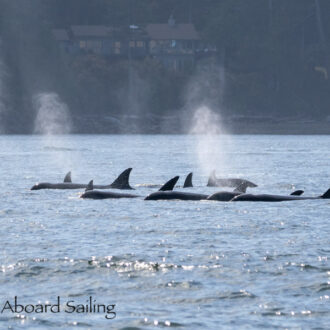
<box><xmin>233</xmin><ymin>182</ymin><xmax>248</xmax><ymax>193</ymax></box>
<box><xmin>85</xmin><ymin>180</ymin><xmax>93</xmax><ymax>191</ymax></box>
<box><xmin>159</xmin><ymin>176</ymin><xmax>179</xmax><ymax>191</ymax></box>
<box><xmin>321</xmin><ymin>188</ymin><xmax>330</xmax><ymax>199</ymax></box>
<box><xmin>183</xmin><ymin>172</ymin><xmax>193</xmax><ymax>188</ymax></box>
<box><xmin>110</xmin><ymin>168</ymin><xmax>133</xmax><ymax>190</ymax></box>
<box><xmin>64</xmin><ymin>171</ymin><xmax>72</xmax><ymax>183</ymax></box>
<box><xmin>291</xmin><ymin>190</ymin><xmax>304</xmax><ymax>196</ymax></box>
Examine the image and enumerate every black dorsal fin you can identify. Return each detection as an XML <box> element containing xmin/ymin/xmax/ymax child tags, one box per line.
<box><xmin>291</xmin><ymin>190</ymin><xmax>304</xmax><ymax>196</ymax></box>
<box><xmin>110</xmin><ymin>168</ymin><xmax>133</xmax><ymax>190</ymax></box>
<box><xmin>159</xmin><ymin>176</ymin><xmax>179</xmax><ymax>191</ymax></box>
<box><xmin>64</xmin><ymin>171</ymin><xmax>72</xmax><ymax>183</ymax></box>
<box><xmin>321</xmin><ymin>188</ymin><xmax>330</xmax><ymax>199</ymax></box>
<box><xmin>85</xmin><ymin>180</ymin><xmax>93</xmax><ymax>191</ymax></box>
<box><xmin>183</xmin><ymin>172</ymin><xmax>193</xmax><ymax>188</ymax></box>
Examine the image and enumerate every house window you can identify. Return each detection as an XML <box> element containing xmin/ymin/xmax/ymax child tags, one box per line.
<box><xmin>79</xmin><ymin>40</ymin><xmax>86</xmax><ymax>49</ymax></box>
<box><xmin>136</xmin><ymin>41</ymin><xmax>144</xmax><ymax>48</ymax></box>
<box><xmin>129</xmin><ymin>41</ymin><xmax>135</xmax><ymax>48</ymax></box>
<box><xmin>171</xmin><ymin>40</ymin><xmax>176</xmax><ymax>48</ymax></box>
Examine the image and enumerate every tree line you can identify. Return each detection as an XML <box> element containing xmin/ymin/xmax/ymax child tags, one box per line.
<box><xmin>0</xmin><ymin>0</ymin><xmax>329</xmax><ymax>133</ymax></box>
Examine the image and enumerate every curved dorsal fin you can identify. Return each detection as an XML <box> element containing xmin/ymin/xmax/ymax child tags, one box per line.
<box><xmin>159</xmin><ymin>176</ymin><xmax>179</xmax><ymax>191</ymax></box>
<box><xmin>85</xmin><ymin>180</ymin><xmax>93</xmax><ymax>191</ymax></box>
<box><xmin>183</xmin><ymin>172</ymin><xmax>193</xmax><ymax>188</ymax></box>
<box><xmin>110</xmin><ymin>168</ymin><xmax>133</xmax><ymax>190</ymax></box>
<box><xmin>233</xmin><ymin>182</ymin><xmax>248</xmax><ymax>193</ymax></box>
<box><xmin>64</xmin><ymin>171</ymin><xmax>72</xmax><ymax>183</ymax></box>
<box><xmin>291</xmin><ymin>190</ymin><xmax>304</xmax><ymax>196</ymax></box>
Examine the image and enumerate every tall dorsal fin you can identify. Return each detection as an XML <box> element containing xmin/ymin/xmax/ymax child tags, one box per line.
<box><xmin>110</xmin><ymin>168</ymin><xmax>133</xmax><ymax>190</ymax></box>
<box><xmin>233</xmin><ymin>182</ymin><xmax>248</xmax><ymax>193</ymax></box>
<box><xmin>320</xmin><ymin>188</ymin><xmax>330</xmax><ymax>199</ymax></box>
<box><xmin>64</xmin><ymin>171</ymin><xmax>72</xmax><ymax>183</ymax></box>
<box><xmin>159</xmin><ymin>176</ymin><xmax>179</xmax><ymax>191</ymax></box>
<box><xmin>207</xmin><ymin>170</ymin><xmax>217</xmax><ymax>186</ymax></box>
<box><xmin>291</xmin><ymin>190</ymin><xmax>304</xmax><ymax>196</ymax></box>
<box><xmin>85</xmin><ymin>180</ymin><xmax>93</xmax><ymax>191</ymax></box>
<box><xmin>183</xmin><ymin>172</ymin><xmax>193</xmax><ymax>188</ymax></box>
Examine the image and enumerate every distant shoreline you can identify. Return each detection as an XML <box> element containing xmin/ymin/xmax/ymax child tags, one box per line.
<box><xmin>2</xmin><ymin>116</ymin><xmax>330</xmax><ymax>135</ymax></box>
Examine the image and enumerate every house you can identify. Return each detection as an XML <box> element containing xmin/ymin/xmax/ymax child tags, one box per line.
<box><xmin>52</xmin><ymin>17</ymin><xmax>212</xmax><ymax>71</ymax></box>
<box><xmin>52</xmin><ymin>25</ymin><xmax>148</xmax><ymax>58</ymax></box>
<box><xmin>145</xmin><ymin>16</ymin><xmax>202</xmax><ymax>71</ymax></box>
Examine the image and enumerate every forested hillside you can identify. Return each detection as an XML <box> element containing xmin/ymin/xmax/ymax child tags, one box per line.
<box><xmin>0</xmin><ymin>0</ymin><xmax>329</xmax><ymax>133</ymax></box>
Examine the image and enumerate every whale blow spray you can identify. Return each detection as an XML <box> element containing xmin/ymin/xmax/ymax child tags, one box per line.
<box><xmin>33</xmin><ymin>92</ymin><xmax>79</xmax><ymax>175</ymax></box>
<box><xmin>34</xmin><ymin>92</ymin><xmax>72</xmax><ymax>135</ymax></box>
<box><xmin>189</xmin><ymin>106</ymin><xmax>229</xmax><ymax>176</ymax></box>
<box><xmin>185</xmin><ymin>59</ymin><xmax>230</xmax><ymax>177</ymax></box>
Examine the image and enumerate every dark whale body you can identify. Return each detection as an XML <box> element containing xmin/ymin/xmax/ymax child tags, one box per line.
<box><xmin>232</xmin><ymin>189</ymin><xmax>330</xmax><ymax>202</ymax></box>
<box><xmin>31</xmin><ymin>182</ymin><xmax>88</xmax><ymax>190</ymax></box>
<box><xmin>207</xmin><ymin>188</ymin><xmax>304</xmax><ymax>202</ymax></box>
<box><xmin>145</xmin><ymin>191</ymin><xmax>208</xmax><ymax>201</ymax></box>
<box><xmin>81</xmin><ymin>190</ymin><xmax>138</xmax><ymax>199</ymax></box>
<box><xmin>207</xmin><ymin>191</ymin><xmax>242</xmax><ymax>201</ymax></box>
<box><xmin>31</xmin><ymin>168</ymin><xmax>134</xmax><ymax>190</ymax></box>
<box><xmin>207</xmin><ymin>170</ymin><xmax>257</xmax><ymax>188</ymax></box>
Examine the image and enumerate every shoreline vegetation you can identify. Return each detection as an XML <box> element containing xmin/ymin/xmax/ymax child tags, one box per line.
<box><xmin>1</xmin><ymin>1</ymin><xmax>330</xmax><ymax>134</ymax></box>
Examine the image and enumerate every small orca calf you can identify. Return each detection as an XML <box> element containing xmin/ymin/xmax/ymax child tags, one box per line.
<box><xmin>231</xmin><ymin>189</ymin><xmax>330</xmax><ymax>202</ymax></box>
<box><xmin>81</xmin><ymin>176</ymin><xmax>179</xmax><ymax>199</ymax></box>
<box><xmin>31</xmin><ymin>168</ymin><xmax>134</xmax><ymax>190</ymax></box>
<box><xmin>207</xmin><ymin>170</ymin><xmax>257</xmax><ymax>188</ymax></box>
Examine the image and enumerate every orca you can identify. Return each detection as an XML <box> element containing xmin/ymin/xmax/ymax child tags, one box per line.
<box><xmin>81</xmin><ymin>176</ymin><xmax>179</xmax><ymax>200</ymax></box>
<box><xmin>80</xmin><ymin>180</ymin><xmax>138</xmax><ymax>199</ymax></box>
<box><xmin>31</xmin><ymin>168</ymin><xmax>134</xmax><ymax>190</ymax></box>
<box><xmin>231</xmin><ymin>189</ymin><xmax>330</xmax><ymax>202</ymax></box>
<box><xmin>207</xmin><ymin>170</ymin><xmax>257</xmax><ymax>188</ymax></box>
<box><xmin>145</xmin><ymin>191</ymin><xmax>208</xmax><ymax>201</ymax></box>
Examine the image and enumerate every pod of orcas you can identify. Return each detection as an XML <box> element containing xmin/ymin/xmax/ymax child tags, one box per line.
<box><xmin>31</xmin><ymin>169</ymin><xmax>330</xmax><ymax>202</ymax></box>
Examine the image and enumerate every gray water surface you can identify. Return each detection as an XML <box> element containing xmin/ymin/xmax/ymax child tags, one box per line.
<box><xmin>0</xmin><ymin>135</ymin><xmax>329</xmax><ymax>329</ymax></box>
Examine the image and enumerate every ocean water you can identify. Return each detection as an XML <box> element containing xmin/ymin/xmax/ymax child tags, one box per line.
<box><xmin>0</xmin><ymin>134</ymin><xmax>329</xmax><ymax>329</ymax></box>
